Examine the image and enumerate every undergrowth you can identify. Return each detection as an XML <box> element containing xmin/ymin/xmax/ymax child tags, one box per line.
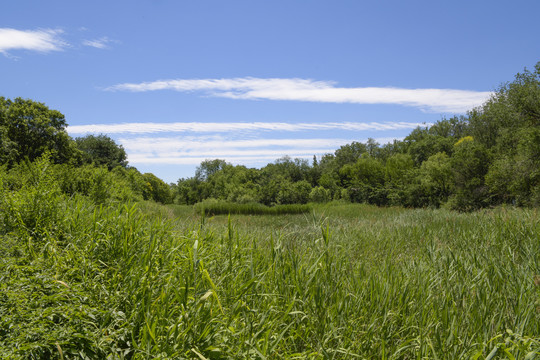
<box><xmin>0</xmin><ymin>159</ymin><xmax>539</xmax><ymax>359</ymax></box>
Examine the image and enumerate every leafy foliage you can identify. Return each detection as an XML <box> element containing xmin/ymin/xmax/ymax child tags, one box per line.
<box><xmin>0</xmin><ymin>97</ymin><xmax>75</xmax><ymax>166</ymax></box>
<box><xmin>1</xmin><ymin>174</ymin><xmax>538</xmax><ymax>358</ymax></box>
<box><xmin>142</xmin><ymin>172</ymin><xmax>173</xmax><ymax>204</ymax></box>
<box><xmin>75</xmin><ymin>134</ymin><xmax>128</xmax><ymax>170</ymax></box>
<box><xmin>1</xmin><ymin>63</ymin><xmax>540</xmax><ymax>357</ymax></box>
<box><xmin>173</xmin><ymin>62</ymin><xmax>540</xmax><ymax>211</ymax></box>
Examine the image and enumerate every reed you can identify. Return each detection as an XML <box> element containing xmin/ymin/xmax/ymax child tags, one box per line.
<box><xmin>193</xmin><ymin>198</ymin><xmax>312</xmax><ymax>216</ymax></box>
<box><xmin>1</xmin><ymin>165</ymin><xmax>538</xmax><ymax>359</ymax></box>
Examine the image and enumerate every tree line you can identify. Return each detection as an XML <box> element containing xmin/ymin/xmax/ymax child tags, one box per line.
<box><xmin>1</xmin><ymin>62</ymin><xmax>539</xmax><ymax>211</ymax></box>
<box><xmin>176</xmin><ymin>63</ymin><xmax>540</xmax><ymax>211</ymax></box>
<box><xmin>0</xmin><ymin>98</ymin><xmax>172</xmax><ymax>204</ymax></box>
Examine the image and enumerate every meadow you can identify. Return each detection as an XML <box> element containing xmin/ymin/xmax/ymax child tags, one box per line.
<box><xmin>1</xmin><ymin>166</ymin><xmax>538</xmax><ymax>360</ymax></box>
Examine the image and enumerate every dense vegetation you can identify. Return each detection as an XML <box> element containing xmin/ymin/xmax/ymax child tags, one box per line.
<box><xmin>194</xmin><ymin>199</ymin><xmax>312</xmax><ymax>216</ymax></box>
<box><xmin>0</xmin><ymin>161</ymin><xmax>538</xmax><ymax>358</ymax></box>
<box><xmin>0</xmin><ymin>63</ymin><xmax>539</xmax><ymax>358</ymax></box>
<box><xmin>1</xmin><ymin>63</ymin><xmax>539</xmax><ymax>211</ymax></box>
<box><xmin>0</xmin><ymin>97</ymin><xmax>173</xmax><ymax>205</ymax></box>
<box><xmin>177</xmin><ymin>63</ymin><xmax>540</xmax><ymax>211</ymax></box>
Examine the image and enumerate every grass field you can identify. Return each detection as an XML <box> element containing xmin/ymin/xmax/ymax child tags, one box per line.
<box><xmin>1</xmin><ymin>191</ymin><xmax>539</xmax><ymax>358</ymax></box>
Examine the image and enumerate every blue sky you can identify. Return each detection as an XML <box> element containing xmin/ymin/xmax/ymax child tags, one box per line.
<box><xmin>1</xmin><ymin>0</ymin><xmax>539</xmax><ymax>183</ymax></box>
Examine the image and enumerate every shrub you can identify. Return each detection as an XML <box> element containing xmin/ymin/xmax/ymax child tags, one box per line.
<box><xmin>0</xmin><ymin>155</ymin><xmax>64</xmax><ymax>242</ymax></box>
<box><xmin>194</xmin><ymin>199</ymin><xmax>311</xmax><ymax>215</ymax></box>
<box><xmin>310</xmin><ymin>186</ymin><xmax>331</xmax><ymax>203</ymax></box>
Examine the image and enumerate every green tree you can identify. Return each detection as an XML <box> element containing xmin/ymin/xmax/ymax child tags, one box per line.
<box><xmin>291</xmin><ymin>180</ymin><xmax>312</xmax><ymax>204</ymax></box>
<box><xmin>176</xmin><ymin>177</ymin><xmax>204</xmax><ymax>205</ymax></box>
<box><xmin>75</xmin><ymin>134</ymin><xmax>128</xmax><ymax>170</ymax></box>
<box><xmin>203</xmin><ymin>163</ymin><xmax>260</xmax><ymax>202</ymax></box>
<box><xmin>195</xmin><ymin>159</ymin><xmax>228</xmax><ymax>181</ymax></box>
<box><xmin>340</xmin><ymin>156</ymin><xmax>386</xmax><ymax>204</ymax></box>
<box><xmin>143</xmin><ymin>173</ymin><xmax>173</xmax><ymax>204</ymax></box>
<box><xmin>385</xmin><ymin>153</ymin><xmax>414</xmax><ymax>185</ymax></box>
<box><xmin>466</xmin><ymin>62</ymin><xmax>540</xmax><ymax>208</ymax></box>
<box><xmin>385</xmin><ymin>153</ymin><xmax>415</xmax><ymax>205</ymax></box>
<box><xmin>448</xmin><ymin>137</ymin><xmax>490</xmax><ymax>211</ymax></box>
<box><xmin>365</xmin><ymin>138</ymin><xmax>380</xmax><ymax>157</ymax></box>
<box><xmin>263</xmin><ymin>156</ymin><xmax>310</xmax><ymax>183</ymax></box>
<box><xmin>404</xmin><ymin>126</ymin><xmax>455</xmax><ymax>166</ymax></box>
<box><xmin>333</xmin><ymin>141</ymin><xmax>367</xmax><ymax>168</ymax></box>
<box><xmin>486</xmin><ymin>127</ymin><xmax>540</xmax><ymax>206</ymax></box>
<box><xmin>258</xmin><ymin>174</ymin><xmax>286</xmax><ymax>206</ymax></box>
<box><xmin>420</xmin><ymin>152</ymin><xmax>453</xmax><ymax>205</ymax></box>
<box><xmin>0</xmin><ymin>125</ymin><xmax>17</xmax><ymax>165</ymax></box>
<box><xmin>0</xmin><ymin>97</ymin><xmax>75</xmax><ymax>166</ymax></box>
<box><xmin>468</xmin><ymin>62</ymin><xmax>540</xmax><ymax>150</ymax></box>
<box><xmin>306</xmin><ymin>155</ymin><xmax>322</xmax><ymax>186</ymax></box>
<box><xmin>428</xmin><ymin>116</ymin><xmax>469</xmax><ymax>139</ymax></box>
<box><xmin>318</xmin><ymin>171</ymin><xmax>341</xmax><ymax>199</ymax></box>
<box><xmin>374</xmin><ymin>139</ymin><xmax>407</xmax><ymax>163</ymax></box>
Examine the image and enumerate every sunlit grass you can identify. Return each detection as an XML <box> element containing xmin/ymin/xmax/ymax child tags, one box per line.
<box><xmin>193</xmin><ymin>199</ymin><xmax>312</xmax><ymax>216</ymax></box>
<box><xmin>1</xmin><ymin>165</ymin><xmax>538</xmax><ymax>359</ymax></box>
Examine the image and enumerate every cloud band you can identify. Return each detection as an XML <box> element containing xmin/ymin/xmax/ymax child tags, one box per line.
<box><xmin>121</xmin><ymin>136</ymin><xmax>399</xmax><ymax>165</ymax></box>
<box><xmin>106</xmin><ymin>77</ymin><xmax>491</xmax><ymax>113</ymax></box>
<box><xmin>68</xmin><ymin>121</ymin><xmax>427</xmax><ymax>135</ymax></box>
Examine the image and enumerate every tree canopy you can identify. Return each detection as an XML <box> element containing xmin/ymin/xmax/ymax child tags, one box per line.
<box><xmin>173</xmin><ymin>62</ymin><xmax>540</xmax><ymax>210</ymax></box>
<box><xmin>0</xmin><ymin>97</ymin><xmax>74</xmax><ymax>166</ymax></box>
<box><xmin>75</xmin><ymin>134</ymin><xmax>128</xmax><ymax>170</ymax></box>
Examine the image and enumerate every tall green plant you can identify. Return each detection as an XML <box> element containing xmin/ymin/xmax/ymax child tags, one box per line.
<box><xmin>0</xmin><ymin>155</ymin><xmax>64</xmax><ymax>241</ymax></box>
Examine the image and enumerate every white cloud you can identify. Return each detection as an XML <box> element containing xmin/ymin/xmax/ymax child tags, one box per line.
<box><xmin>68</xmin><ymin>121</ymin><xmax>426</xmax><ymax>135</ymax></box>
<box><xmin>68</xmin><ymin>122</ymin><xmax>404</xmax><ymax>166</ymax></box>
<box><xmin>106</xmin><ymin>77</ymin><xmax>492</xmax><ymax>112</ymax></box>
<box><xmin>68</xmin><ymin>121</ymin><xmax>413</xmax><ymax>166</ymax></box>
<box><xmin>120</xmin><ymin>137</ymin><xmax>349</xmax><ymax>152</ymax></box>
<box><xmin>82</xmin><ymin>36</ymin><xmax>114</xmax><ymax>49</ymax></box>
<box><xmin>0</xmin><ymin>28</ymin><xmax>67</xmax><ymax>54</ymax></box>
<box><xmin>129</xmin><ymin>155</ymin><xmax>305</xmax><ymax>165</ymax></box>
<box><xmin>119</xmin><ymin>136</ymin><xmax>400</xmax><ymax>166</ymax></box>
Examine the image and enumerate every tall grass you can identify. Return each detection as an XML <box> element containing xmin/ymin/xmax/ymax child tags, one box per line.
<box><xmin>194</xmin><ymin>198</ymin><xmax>312</xmax><ymax>216</ymax></box>
<box><xmin>1</xmin><ymin>161</ymin><xmax>538</xmax><ymax>358</ymax></box>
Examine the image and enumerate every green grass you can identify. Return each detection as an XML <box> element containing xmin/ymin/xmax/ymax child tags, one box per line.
<box><xmin>193</xmin><ymin>199</ymin><xmax>312</xmax><ymax>216</ymax></box>
<box><xmin>1</xmin><ymin>168</ymin><xmax>539</xmax><ymax>359</ymax></box>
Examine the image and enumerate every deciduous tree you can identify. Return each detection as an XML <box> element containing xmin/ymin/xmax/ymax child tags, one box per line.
<box><xmin>0</xmin><ymin>97</ymin><xmax>75</xmax><ymax>166</ymax></box>
<box><xmin>75</xmin><ymin>134</ymin><xmax>128</xmax><ymax>170</ymax></box>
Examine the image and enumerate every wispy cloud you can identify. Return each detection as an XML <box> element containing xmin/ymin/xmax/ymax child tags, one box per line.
<box><xmin>68</xmin><ymin>122</ymin><xmax>404</xmax><ymax>166</ymax></box>
<box><xmin>0</xmin><ymin>28</ymin><xmax>67</xmax><ymax>55</ymax></box>
<box><xmin>69</xmin><ymin>121</ymin><xmax>413</xmax><ymax>166</ymax></box>
<box><xmin>82</xmin><ymin>36</ymin><xmax>115</xmax><ymax>49</ymax></box>
<box><xmin>120</xmin><ymin>137</ymin><xmax>351</xmax><ymax>152</ymax></box>
<box><xmin>68</xmin><ymin>121</ymin><xmax>426</xmax><ymax>135</ymax></box>
<box><xmin>119</xmin><ymin>136</ymin><xmax>399</xmax><ymax>166</ymax></box>
<box><xmin>106</xmin><ymin>77</ymin><xmax>491</xmax><ymax>112</ymax></box>
<box><xmin>68</xmin><ymin>120</ymin><xmax>409</xmax><ymax>166</ymax></box>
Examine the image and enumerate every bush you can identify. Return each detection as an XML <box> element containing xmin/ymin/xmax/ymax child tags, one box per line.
<box><xmin>143</xmin><ymin>173</ymin><xmax>173</xmax><ymax>204</ymax></box>
<box><xmin>194</xmin><ymin>199</ymin><xmax>311</xmax><ymax>216</ymax></box>
<box><xmin>54</xmin><ymin>164</ymin><xmax>142</xmax><ymax>204</ymax></box>
<box><xmin>449</xmin><ymin>138</ymin><xmax>491</xmax><ymax>211</ymax></box>
<box><xmin>310</xmin><ymin>186</ymin><xmax>331</xmax><ymax>203</ymax></box>
<box><xmin>0</xmin><ymin>155</ymin><xmax>64</xmax><ymax>242</ymax></box>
